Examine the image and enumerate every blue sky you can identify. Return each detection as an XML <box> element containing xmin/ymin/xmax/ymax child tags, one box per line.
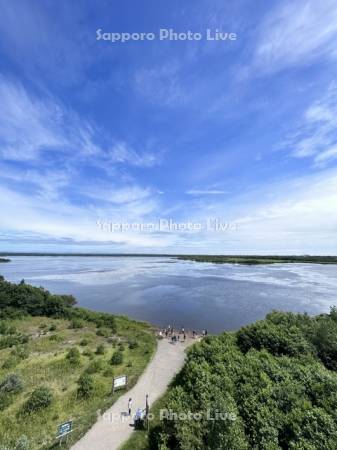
<box><xmin>1</xmin><ymin>0</ymin><xmax>337</xmax><ymax>254</ymax></box>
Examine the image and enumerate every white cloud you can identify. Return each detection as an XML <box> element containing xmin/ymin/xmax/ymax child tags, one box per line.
<box><xmin>0</xmin><ymin>76</ymin><xmax>102</xmax><ymax>161</ymax></box>
<box><xmin>285</xmin><ymin>83</ymin><xmax>337</xmax><ymax>162</ymax></box>
<box><xmin>107</xmin><ymin>141</ymin><xmax>161</xmax><ymax>168</ymax></box>
<box><xmin>186</xmin><ymin>189</ymin><xmax>228</xmax><ymax>195</ymax></box>
<box><xmin>0</xmin><ymin>76</ymin><xmax>161</xmax><ymax>172</ymax></box>
<box><xmin>254</xmin><ymin>0</ymin><xmax>337</xmax><ymax>73</ymax></box>
<box><xmin>314</xmin><ymin>147</ymin><xmax>337</xmax><ymax>165</ymax></box>
<box><xmin>82</xmin><ymin>184</ymin><xmax>152</xmax><ymax>205</ymax></box>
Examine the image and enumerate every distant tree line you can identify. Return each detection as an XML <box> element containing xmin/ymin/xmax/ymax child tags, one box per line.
<box><xmin>178</xmin><ymin>255</ymin><xmax>337</xmax><ymax>265</ymax></box>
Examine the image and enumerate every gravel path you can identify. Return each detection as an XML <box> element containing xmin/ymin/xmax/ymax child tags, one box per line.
<box><xmin>71</xmin><ymin>337</ymin><xmax>193</xmax><ymax>450</ymax></box>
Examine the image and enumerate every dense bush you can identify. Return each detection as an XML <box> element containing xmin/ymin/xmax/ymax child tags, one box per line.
<box><xmin>66</xmin><ymin>347</ymin><xmax>81</xmax><ymax>366</ymax></box>
<box><xmin>111</xmin><ymin>350</ymin><xmax>123</xmax><ymax>365</ymax></box>
<box><xmin>0</xmin><ymin>322</ymin><xmax>29</xmax><ymax>350</ymax></box>
<box><xmin>85</xmin><ymin>359</ymin><xmax>104</xmax><ymax>374</ymax></box>
<box><xmin>0</xmin><ymin>374</ymin><xmax>23</xmax><ymax>393</ymax></box>
<box><xmin>77</xmin><ymin>373</ymin><xmax>94</xmax><ymax>399</ymax></box>
<box><xmin>128</xmin><ymin>339</ymin><xmax>139</xmax><ymax>349</ymax></box>
<box><xmin>0</xmin><ymin>277</ymin><xmax>76</xmax><ymax>317</ymax></box>
<box><xmin>151</xmin><ymin>310</ymin><xmax>337</xmax><ymax>449</ymax></box>
<box><xmin>95</xmin><ymin>344</ymin><xmax>105</xmax><ymax>355</ymax></box>
<box><xmin>22</xmin><ymin>387</ymin><xmax>53</xmax><ymax>413</ymax></box>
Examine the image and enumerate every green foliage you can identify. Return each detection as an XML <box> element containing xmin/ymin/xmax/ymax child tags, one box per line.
<box><xmin>77</xmin><ymin>373</ymin><xmax>94</xmax><ymax>399</ymax></box>
<box><xmin>0</xmin><ymin>278</ymin><xmax>76</xmax><ymax>317</ymax></box>
<box><xmin>0</xmin><ymin>374</ymin><xmax>23</xmax><ymax>393</ymax></box>
<box><xmin>22</xmin><ymin>386</ymin><xmax>53</xmax><ymax>413</ymax></box>
<box><xmin>66</xmin><ymin>347</ymin><xmax>81</xmax><ymax>366</ymax></box>
<box><xmin>118</xmin><ymin>342</ymin><xmax>125</xmax><ymax>351</ymax></box>
<box><xmin>237</xmin><ymin>320</ymin><xmax>313</xmax><ymax>356</ymax></box>
<box><xmin>0</xmin><ymin>392</ymin><xmax>14</xmax><ymax>411</ymax></box>
<box><xmin>111</xmin><ymin>350</ymin><xmax>124</xmax><ymax>365</ymax></box>
<box><xmin>128</xmin><ymin>339</ymin><xmax>139</xmax><ymax>349</ymax></box>
<box><xmin>0</xmin><ymin>322</ymin><xmax>29</xmax><ymax>350</ymax></box>
<box><xmin>11</xmin><ymin>345</ymin><xmax>29</xmax><ymax>360</ymax></box>
<box><xmin>70</xmin><ymin>318</ymin><xmax>84</xmax><ymax>329</ymax></box>
<box><xmin>85</xmin><ymin>359</ymin><xmax>104</xmax><ymax>374</ymax></box>
<box><xmin>14</xmin><ymin>436</ymin><xmax>30</xmax><ymax>450</ymax></box>
<box><xmin>96</xmin><ymin>327</ymin><xmax>110</xmax><ymax>337</ymax></box>
<box><xmin>95</xmin><ymin>344</ymin><xmax>105</xmax><ymax>355</ymax></box>
<box><xmin>83</xmin><ymin>349</ymin><xmax>94</xmax><ymax>358</ymax></box>
<box><xmin>0</xmin><ymin>275</ymin><xmax>156</xmax><ymax>449</ymax></box>
<box><xmin>150</xmin><ymin>311</ymin><xmax>337</xmax><ymax>450</ymax></box>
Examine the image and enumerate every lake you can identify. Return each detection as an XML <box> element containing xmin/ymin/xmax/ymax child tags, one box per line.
<box><xmin>1</xmin><ymin>256</ymin><xmax>337</xmax><ymax>333</ymax></box>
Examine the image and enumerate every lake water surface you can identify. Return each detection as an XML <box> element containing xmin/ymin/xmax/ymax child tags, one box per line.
<box><xmin>1</xmin><ymin>256</ymin><xmax>337</xmax><ymax>333</ymax></box>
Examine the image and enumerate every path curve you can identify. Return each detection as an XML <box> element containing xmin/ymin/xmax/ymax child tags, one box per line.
<box><xmin>71</xmin><ymin>337</ymin><xmax>193</xmax><ymax>450</ymax></box>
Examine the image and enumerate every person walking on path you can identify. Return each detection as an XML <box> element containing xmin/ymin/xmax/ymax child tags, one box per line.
<box><xmin>145</xmin><ymin>394</ymin><xmax>149</xmax><ymax>416</ymax></box>
<box><xmin>128</xmin><ymin>398</ymin><xmax>132</xmax><ymax>416</ymax></box>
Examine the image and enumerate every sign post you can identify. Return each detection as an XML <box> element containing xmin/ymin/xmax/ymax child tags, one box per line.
<box><xmin>112</xmin><ymin>375</ymin><xmax>128</xmax><ymax>394</ymax></box>
<box><xmin>56</xmin><ymin>420</ymin><xmax>73</xmax><ymax>446</ymax></box>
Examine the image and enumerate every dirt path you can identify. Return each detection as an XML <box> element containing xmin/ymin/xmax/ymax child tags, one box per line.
<box><xmin>71</xmin><ymin>337</ymin><xmax>193</xmax><ymax>450</ymax></box>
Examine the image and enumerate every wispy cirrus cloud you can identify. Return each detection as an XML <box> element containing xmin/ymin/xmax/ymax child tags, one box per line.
<box><xmin>282</xmin><ymin>83</ymin><xmax>337</xmax><ymax>165</ymax></box>
<box><xmin>0</xmin><ymin>76</ymin><xmax>102</xmax><ymax>162</ymax></box>
<box><xmin>186</xmin><ymin>189</ymin><xmax>228</xmax><ymax>195</ymax></box>
<box><xmin>107</xmin><ymin>141</ymin><xmax>161</xmax><ymax>168</ymax></box>
<box><xmin>0</xmin><ymin>76</ymin><xmax>162</xmax><ymax>170</ymax></box>
<box><xmin>253</xmin><ymin>0</ymin><xmax>337</xmax><ymax>74</ymax></box>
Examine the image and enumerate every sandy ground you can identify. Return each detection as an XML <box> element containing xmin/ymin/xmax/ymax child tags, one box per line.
<box><xmin>71</xmin><ymin>337</ymin><xmax>193</xmax><ymax>450</ymax></box>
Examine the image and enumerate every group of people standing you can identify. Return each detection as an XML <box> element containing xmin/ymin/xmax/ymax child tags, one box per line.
<box><xmin>158</xmin><ymin>325</ymin><xmax>209</xmax><ymax>342</ymax></box>
<box><xmin>160</xmin><ymin>324</ymin><xmax>186</xmax><ymax>342</ymax></box>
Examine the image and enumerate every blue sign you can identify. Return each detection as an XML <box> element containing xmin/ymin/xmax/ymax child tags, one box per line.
<box><xmin>57</xmin><ymin>421</ymin><xmax>72</xmax><ymax>437</ymax></box>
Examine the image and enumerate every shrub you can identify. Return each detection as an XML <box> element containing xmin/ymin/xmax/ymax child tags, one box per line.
<box><xmin>103</xmin><ymin>367</ymin><xmax>114</xmax><ymax>377</ymax></box>
<box><xmin>0</xmin><ymin>334</ymin><xmax>29</xmax><ymax>350</ymax></box>
<box><xmin>66</xmin><ymin>347</ymin><xmax>81</xmax><ymax>366</ymax></box>
<box><xmin>95</xmin><ymin>344</ymin><xmax>105</xmax><ymax>355</ymax></box>
<box><xmin>85</xmin><ymin>360</ymin><xmax>104</xmax><ymax>374</ymax></box>
<box><xmin>80</xmin><ymin>339</ymin><xmax>89</xmax><ymax>346</ymax></box>
<box><xmin>111</xmin><ymin>351</ymin><xmax>123</xmax><ymax>365</ymax></box>
<box><xmin>70</xmin><ymin>319</ymin><xmax>84</xmax><ymax>329</ymax></box>
<box><xmin>49</xmin><ymin>324</ymin><xmax>57</xmax><ymax>331</ymax></box>
<box><xmin>49</xmin><ymin>334</ymin><xmax>63</xmax><ymax>342</ymax></box>
<box><xmin>0</xmin><ymin>392</ymin><xmax>13</xmax><ymax>411</ymax></box>
<box><xmin>108</xmin><ymin>337</ymin><xmax>118</xmax><ymax>346</ymax></box>
<box><xmin>22</xmin><ymin>387</ymin><xmax>53</xmax><ymax>413</ymax></box>
<box><xmin>0</xmin><ymin>374</ymin><xmax>23</xmax><ymax>393</ymax></box>
<box><xmin>96</xmin><ymin>328</ymin><xmax>110</xmax><ymax>337</ymax></box>
<box><xmin>77</xmin><ymin>373</ymin><xmax>94</xmax><ymax>399</ymax></box>
<box><xmin>83</xmin><ymin>349</ymin><xmax>94</xmax><ymax>358</ymax></box>
<box><xmin>128</xmin><ymin>340</ymin><xmax>139</xmax><ymax>350</ymax></box>
<box><xmin>15</xmin><ymin>435</ymin><xmax>30</xmax><ymax>450</ymax></box>
<box><xmin>2</xmin><ymin>357</ymin><xmax>17</xmax><ymax>369</ymax></box>
<box><xmin>11</xmin><ymin>345</ymin><xmax>29</xmax><ymax>360</ymax></box>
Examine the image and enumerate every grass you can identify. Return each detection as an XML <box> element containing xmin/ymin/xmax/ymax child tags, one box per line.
<box><xmin>0</xmin><ymin>314</ymin><xmax>157</xmax><ymax>449</ymax></box>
